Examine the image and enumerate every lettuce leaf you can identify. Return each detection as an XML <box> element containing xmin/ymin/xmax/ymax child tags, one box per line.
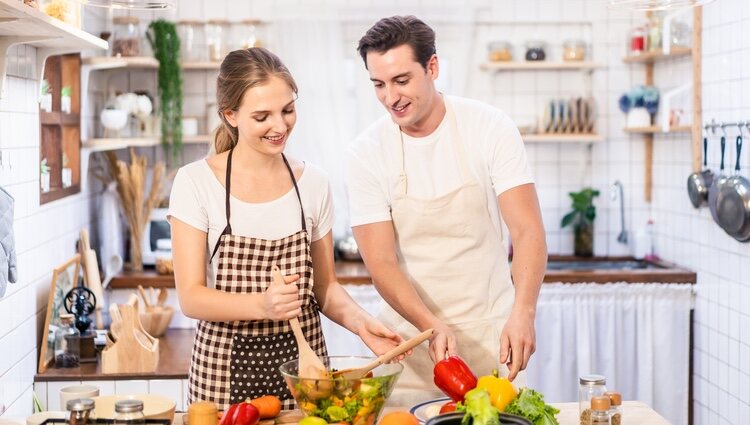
<box><xmin>504</xmin><ymin>388</ymin><xmax>560</xmax><ymax>425</ymax></box>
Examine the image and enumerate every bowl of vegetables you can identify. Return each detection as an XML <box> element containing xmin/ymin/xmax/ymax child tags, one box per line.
<box><xmin>279</xmin><ymin>356</ymin><xmax>403</xmax><ymax>425</ymax></box>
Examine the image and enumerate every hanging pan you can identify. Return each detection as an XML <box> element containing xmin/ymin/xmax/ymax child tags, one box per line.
<box><xmin>687</xmin><ymin>135</ymin><xmax>714</xmax><ymax>208</ymax></box>
<box><xmin>716</xmin><ymin>132</ymin><xmax>750</xmax><ymax>242</ymax></box>
<box><xmin>708</xmin><ymin>131</ymin><xmax>728</xmax><ymax>226</ymax></box>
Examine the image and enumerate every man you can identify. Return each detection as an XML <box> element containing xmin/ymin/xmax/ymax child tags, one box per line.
<box><xmin>346</xmin><ymin>15</ymin><xmax>547</xmax><ymax>401</ymax></box>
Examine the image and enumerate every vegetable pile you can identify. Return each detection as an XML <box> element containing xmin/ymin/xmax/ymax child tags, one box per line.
<box><xmin>433</xmin><ymin>356</ymin><xmax>559</xmax><ymax>425</ymax></box>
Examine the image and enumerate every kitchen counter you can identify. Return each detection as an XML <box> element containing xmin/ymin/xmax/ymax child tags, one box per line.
<box><xmin>110</xmin><ymin>256</ymin><xmax>695</xmax><ymax>288</ymax></box>
<box><xmin>34</xmin><ymin>329</ymin><xmax>194</xmax><ymax>381</ymax></box>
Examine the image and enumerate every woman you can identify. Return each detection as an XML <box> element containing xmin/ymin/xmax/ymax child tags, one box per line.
<box><xmin>169</xmin><ymin>47</ymin><xmax>404</xmax><ymax>409</ymax></box>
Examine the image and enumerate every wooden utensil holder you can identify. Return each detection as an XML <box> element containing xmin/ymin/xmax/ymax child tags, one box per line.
<box><xmin>102</xmin><ymin>303</ymin><xmax>159</xmax><ymax>374</ymax></box>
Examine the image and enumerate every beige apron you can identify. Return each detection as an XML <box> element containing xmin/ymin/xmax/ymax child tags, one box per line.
<box><xmin>381</xmin><ymin>101</ymin><xmax>521</xmax><ymax>406</ymax></box>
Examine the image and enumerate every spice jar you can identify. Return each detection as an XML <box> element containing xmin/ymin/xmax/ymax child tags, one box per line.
<box><xmin>589</xmin><ymin>396</ymin><xmax>611</xmax><ymax>425</ymax></box>
<box><xmin>178</xmin><ymin>20</ymin><xmax>205</xmax><ymax>62</ymax></box>
<box><xmin>206</xmin><ymin>20</ymin><xmax>230</xmax><ymax>62</ymax></box>
<box><xmin>579</xmin><ymin>375</ymin><xmax>607</xmax><ymax>420</ymax></box>
<box><xmin>604</xmin><ymin>391</ymin><xmax>622</xmax><ymax>425</ymax></box>
<box><xmin>112</xmin><ymin>16</ymin><xmax>141</xmax><ymax>57</ymax></box>
<box><xmin>188</xmin><ymin>401</ymin><xmax>218</xmax><ymax>425</ymax></box>
<box><xmin>524</xmin><ymin>40</ymin><xmax>546</xmax><ymax>61</ymax></box>
<box><xmin>55</xmin><ymin>313</ymin><xmax>80</xmax><ymax>368</ymax></box>
<box><xmin>563</xmin><ymin>39</ymin><xmax>586</xmax><ymax>61</ymax></box>
<box><xmin>628</xmin><ymin>27</ymin><xmax>646</xmax><ymax>55</ymax></box>
<box><xmin>113</xmin><ymin>399</ymin><xmax>145</xmax><ymax>425</ymax></box>
<box><xmin>66</xmin><ymin>398</ymin><xmax>95</xmax><ymax>425</ymax></box>
<box><xmin>487</xmin><ymin>41</ymin><xmax>512</xmax><ymax>62</ymax></box>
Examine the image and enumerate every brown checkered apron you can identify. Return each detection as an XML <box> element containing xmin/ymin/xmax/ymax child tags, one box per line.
<box><xmin>188</xmin><ymin>150</ymin><xmax>328</xmax><ymax>410</ymax></box>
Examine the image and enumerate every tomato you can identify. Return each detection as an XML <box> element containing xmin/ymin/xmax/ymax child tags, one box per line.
<box><xmin>439</xmin><ymin>401</ymin><xmax>457</xmax><ymax>414</ymax></box>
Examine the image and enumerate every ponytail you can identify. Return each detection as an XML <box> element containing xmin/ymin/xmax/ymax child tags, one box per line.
<box><xmin>213</xmin><ymin>121</ymin><xmax>237</xmax><ymax>154</ymax></box>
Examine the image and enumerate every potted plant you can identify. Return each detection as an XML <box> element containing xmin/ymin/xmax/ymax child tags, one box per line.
<box><xmin>40</xmin><ymin>158</ymin><xmax>51</xmax><ymax>192</ymax></box>
<box><xmin>561</xmin><ymin>187</ymin><xmax>600</xmax><ymax>257</ymax></box>
<box><xmin>61</xmin><ymin>85</ymin><xmax>72</xmax><ymax>113</ymax></box>
<box><xmin>40</xmin><ymin>80</ymin><xmax>52</xmax><ymax>113</ymax></box>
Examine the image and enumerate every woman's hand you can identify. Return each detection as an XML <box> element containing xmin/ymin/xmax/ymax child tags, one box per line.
<box><xmin>356</xmin><ymin>317</ymin><xmax>407</xmax><ymax>358</ymax></box>
<box><xmin>263</xmin><ymin>274</ymin><xmax>302</xmax><ymax>321</ymax></box>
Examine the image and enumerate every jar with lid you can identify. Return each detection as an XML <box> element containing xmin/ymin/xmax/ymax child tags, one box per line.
<box><xmin>178</xmin><ymin>20</ymin><xmax>206</xmax><ymax>62</ymax></box>
<box><xmin>55</xmin><ymin>313</ymin><xmax>80</xmax><ymax>368</ymax></box>
<box><xmin>628</xmin><ymin>26</ymin><xmax>646</xmax><ymax>56</ymax></box>
<box><xmin>487</xmin><ymin>41</ymin><xmax>513</xmax><ymax>62</ymax></box>
<box><xmin>579</xmin><ymin>375</ymin><xmax>607</xmax><ymax>418</ymax></box>
<box><xmin>604</xmin><ymin>391</ymin><xmax>622</xmax><ymax>425</ymax></box>
<box><xmin>647</xmin><ymin>15</ymin><xmax>663</xmax><ymax>52</ymax></box>
<box><xmin>66</xmin><ymin>398</ymin><xmax>95</xmax><ymax>425</ymax></box>
<box><xmin>563</xmin><ymin>39</ymin><xmax>586</xmax><ymax>61</ymax></box>
<box><xmin>113</xmin><ymin>399</ymin><xmax>145</xmax><ymax>425</ymax></box>
<box><xmin>524</xmin><ymin>40</ymin><xmax>546</xmax><ymax>61</ymax></box>
<box><xmin>188</xmin><ymin>401</ymin><xmax>218</xmax><ymax>425</ymax></box>
<box><xmin>112</xmin><ymin>16</ymin><xmax>141</xmax><ymax>57</ymax></box>
<box><xmin>589</xmin><ymin>396</ymin><xmax>611</xmax><ymax>425</ymax></box>
<box><xmin>206</xmin><ymin>20</ymin><xmax>230</xmax><ymax>62</ymax></box>
<box><xmin>231</xmin><ymin>19</ymin><xmax>263</xmax><ymax>51</ymax></box>
<box><xmin>40</xmin><ymin>0</ymin><xmax>82</xmax><ymax>28</ymax></box>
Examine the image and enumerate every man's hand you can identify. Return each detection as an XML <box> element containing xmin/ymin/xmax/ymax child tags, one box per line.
<box><xmin>428</xmin><ymin>322</ymin><xmax>458</xmax><ymax>364</ymax></box>
<box><xmin>499</xmin><ymin>309</ymin><xmax>536</xmax><ymax>381</ymax></box>
<box><xmin>356</xmin><ymin>317</ymin><xmax>407</xmax><ymax>359</ymax></box>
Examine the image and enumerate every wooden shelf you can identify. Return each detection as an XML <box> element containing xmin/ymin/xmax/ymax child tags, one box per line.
<box><xmin>523</xmin><ymin>133</ymin><xmax>602</xmax><ymax>143</ymax></box>
<box><xmin>623</xmin><ymin>47</ymin><xmax>692</xmax><ymax>64</ymax></box>
<box><xmin>0</xmin><ymin>0</ymin><xmax>107</xmax><ymax>98</ymax></box>
<box><xmin>82</xmin><ymin>56</ymin><xmax>221</xmax><ymax>71</ymax></box>
<box><xmin>40</xmin><ymin>111</ymin><xmax>80</xmax><ymax>125</ymax></box>
<box><xmin>623</xmin><ymin>125</ymin><xmax>692</xmax><ymax>134</ymax></box>
<box><xmin>480</xmin><ymin>61</ymin><xmax>604</xmax><ymax>71</ymax></box>
<box><xmin>183</xmin><ymin>134</ymin><xmax>212</xmax><ymax>143</ymax></box>
<box><xmin>83</xmin><ymin>135</ymin><xmax>210</xmax><ymax>152</ymax></box>
<box><xmin>182</xmin><ymin>61</ymin><xmax>221</xmax><ymax>70</ymax></box>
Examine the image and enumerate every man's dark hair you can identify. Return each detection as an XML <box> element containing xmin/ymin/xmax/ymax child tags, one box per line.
<box><xmin>357</xmin><ymin>15</ymin><xmax>436</xmax><ymax>69</ymax></box>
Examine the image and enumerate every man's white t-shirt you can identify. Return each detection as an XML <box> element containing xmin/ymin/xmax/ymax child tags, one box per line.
<box><xmin>346</xmin><ymin>95</ymin><xmax>534</xmax><ymax>237</ymax></box>
<box><xmin>168</xmin><ymin>159</ymin><xmax>334</xmax><ymax>288</ymax></box>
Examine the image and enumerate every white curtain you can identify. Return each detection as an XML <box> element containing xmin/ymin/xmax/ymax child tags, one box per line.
<box><xmin>271</xmin><ymin>19</ymin><xmax>356</xmax><ymax>239</ymax></box>
<box><xmin>527</xmin><ymin>283</ymin><xmax>694</xmax><ymax>425</ymax></box>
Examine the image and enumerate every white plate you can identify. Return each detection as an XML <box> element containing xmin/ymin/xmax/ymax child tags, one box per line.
<box><xmin>409</xmin><ymin>397</ymin><xmax>451</xmax><ymax>424</ymax></box>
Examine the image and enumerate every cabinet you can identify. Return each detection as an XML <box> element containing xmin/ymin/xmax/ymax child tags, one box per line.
<box><xmin>622</xmin><ymin>9</ymin><xmax>703</xmax><ymax>202</ymax></box>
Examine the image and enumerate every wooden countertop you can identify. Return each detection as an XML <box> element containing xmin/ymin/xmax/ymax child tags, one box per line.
<box><xmin>110</xmin><ymin>257</ymin><xmax>695</xmax><ymax>289</ymax></box>
<box><xmin>34</xmin><ymin>329</ymin><xmax>194</xmax><ymax>381</ymax></box>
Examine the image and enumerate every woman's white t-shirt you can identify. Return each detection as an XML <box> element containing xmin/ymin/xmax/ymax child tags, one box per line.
<box><xmin>346</xmin><ymin>95</ymin><xmax>534</xmax><ymax>237</ymax></box>
<box><xmin>168</xmin><ymin>159</ymin><xmax>334</xmax><ymax>288</ymax></box>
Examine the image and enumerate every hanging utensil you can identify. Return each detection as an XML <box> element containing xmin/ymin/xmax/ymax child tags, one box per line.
<box><xmin>708</xmin><ymin>131</ymin><xmax>728</xmax><ymax>226</ymax></box>
<box><xmin>716</xmin><ymin>132</ymin><xmax>750</xmax><ymax>241</ymax></box>
<box><xmin>687</xmin><ymin>135</ymin><xmax>714</xmax><ymax>208</ymax></box>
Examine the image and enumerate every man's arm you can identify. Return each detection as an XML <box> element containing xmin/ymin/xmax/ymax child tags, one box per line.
<box><xmin>352</xmin><ymin>221</ymin><xmax>457</xmax><ymax>363</ymax></box>
<box><xmin>496</xmin><ymin>183</ymin><xmax>547</xmax><ymax>380</ymax></box>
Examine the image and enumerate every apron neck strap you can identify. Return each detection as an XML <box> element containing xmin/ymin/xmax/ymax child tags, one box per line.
<box><xmin>282</xmin><ymin>153</ymin><xmax>307</xmax><ymax>232</ymax></box>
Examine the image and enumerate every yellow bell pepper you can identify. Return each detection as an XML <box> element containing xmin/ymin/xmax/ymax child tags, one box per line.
<box><xmin>475</xmin><ymin>369</ymin><xmax>518</xmax><ymax>411</ymax></box>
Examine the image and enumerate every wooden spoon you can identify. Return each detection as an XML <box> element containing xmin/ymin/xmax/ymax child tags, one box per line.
<box><xmin>331</xmin><ymin>328</ymin><xmax>434</xmax><ymax>379</ymax></box>
<box><xmin>271</xmin><ymin>265</ymin><xmax>328</xmax><ymax>379</ymax></box>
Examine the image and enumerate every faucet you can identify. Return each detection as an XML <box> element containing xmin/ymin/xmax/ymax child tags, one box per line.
<box><xmin>611</xmin><ymin>181</ymin><xmax>628</xmax><ymax>244</ymax></box>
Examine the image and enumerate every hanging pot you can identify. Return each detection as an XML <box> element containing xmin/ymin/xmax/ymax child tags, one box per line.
<box><xmin>708</xmin><ymin>134</ymin><xmax>727</xmax><ymax>226</ymax></box>
<box><xmin>687</xmin><ymin>136</ymin><xmax>714</xmax><ymax>208</ymax></box>
<box><xmin>716</xmin><ymin>135</ymin><xmax>750</xmax><ymax>241</ymax></box>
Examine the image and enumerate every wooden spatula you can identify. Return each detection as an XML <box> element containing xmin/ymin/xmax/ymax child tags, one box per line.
<box><xmin>331</xmin><ymin>328</ymin><xmax>434</xmax><ymax>379</ymax></box>
<box><xmin>271</xmin><ymin>265</ymin><xmax>328</xmax><ymax>379</ymax></box>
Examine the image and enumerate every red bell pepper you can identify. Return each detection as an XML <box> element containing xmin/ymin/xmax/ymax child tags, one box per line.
<box><xmin>433</xmin><ymin>355</ymin><xmax>478</xmax><ymax>402</ymax></box>
<box><xmin>219</xmin><ymin>402</ymin><xmax>260</xmax><ymax>425</ymax></box>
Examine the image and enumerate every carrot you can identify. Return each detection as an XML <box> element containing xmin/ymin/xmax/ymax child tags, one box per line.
<box><xmin>247</xmin><ymin>395</ymin><xmax>281</xmax><ymax>419</ymax></box>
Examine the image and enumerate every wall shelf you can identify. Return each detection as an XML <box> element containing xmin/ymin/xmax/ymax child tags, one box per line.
<box><xmin>623</xmin><ymin>125</ymin><xmax>692</xmax><ymax>134</ymax></box>
<box><xmin>480</xmin><ymin>61</ymin><xmax>604</xmax><ymax>72</ymax></box>
<box><xmin>82</xmin><ymin>135</ymin><xmax>209</xmax><ymax>152</ymax></box>
<box><xmin>622</xmin><ymin>46</ymin><xmax>692</xmax><ymax>64</ymax></box>
<box><xmin>81</xmin><ymin>56</ymin><xmax>221</xmax><ymax>70</ymax></box>
<box><xmin>0</xmin><ymin>0</ymin><xmax>107</xmax><ymax>98</ymax></box>
<box><xmin>182</xmin><ymin>61</ymin><xmax>221</xmax><ymax>70</ymax></box>
<box><xmin>524</xmin><ymin>133</ymin><xmax>602</xmax><ymax>143</ymax></box>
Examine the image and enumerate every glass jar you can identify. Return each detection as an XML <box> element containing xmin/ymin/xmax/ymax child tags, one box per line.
<box><xmin>40</xmin><ymin>0</ymin><xmax>82</xmax><ymax>28</ymax></box>
<box><xmin>524</xmin><ymin>40</ymin><xmax>546</xmax><ymax>61</ymax></box>
<box><xmin>112</xmin><ymin>16</ymin><xmax>141</xmax><ymax>57</ymax></box>
<box><xmin>178</xmin><ymin>20</ymin><xmax>206</xmax><ymax>62</ymax></box>
<box><xmin>206</xmin><ymin>20</ymin><xmax>230</xmax><ymax>62</ymax></box>
<box><xmin>590</xmin><ymin>396</ymin><xmax>611</xmax><ymax>425</ymax></box>
<box><xmin>55</xmin><ymin>313</ymin><xmax>80</xmax><ymax>368</ymax></box>
<box><xmin>604</xmin><ymin>391</ymin><xmax>622</xmax><ymax>425</ymax></box>
<box><xmin>579</xmin><ymin>375</ymin><xmax>607</xmax><ymax>418</ymax></box>
<box><xmin>628</xmin><ymin>26</ymin><xmax>646</xmax><ymax>55</ymax></box>
<box><xmin>670</xmin><ymin>19</ymin><xmax>691</xmax><ymax>49</ymax></box>
<box><xmin>188</xmin><ymin>401</ymin><xmax>218</xmax><ymax>425</ymax></box>
<box><xmin>113</xmin><ymin>399</ymin><xmax>145</xmax><ymax>425</ymax></box>
<box><xmin>66</xmin><ymin>398</ymin><xmax>95</xmax><ymax>425</ymax></box>
<box><xmin>231</xmin><ymin>19</ymin><xmax>263</xmax><ymax>51</ymax></box>
<box><xmin>487</xmin><ymin>41</ymin><xmax>512</xmax><ymax>62</ymax></box>
<box><xmin>562</xmin><ymin>39</ymin><xmax>586</xmax><ymax>61</ymax></box>
<box><xmin>647</xmin><ymin>15</ymin><xmax>663</xmax><ymax>52</ymax></box>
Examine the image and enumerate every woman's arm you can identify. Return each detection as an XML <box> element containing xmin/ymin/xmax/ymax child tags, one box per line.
<box><xmin>171</xmin><ymin>217</ymin><xmax>302</xmax><ymax>322</ymax></box>
<box><xmin>310</xmin><ymin>231</ymin><xmax>403</xmax><ymax>355</ymax></box>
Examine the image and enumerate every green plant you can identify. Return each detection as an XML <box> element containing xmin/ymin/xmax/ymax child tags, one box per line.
<box><xmin>40</xmin><ymin>158</ymin><xmax>50</xmax><ymax>174</ymax></box>
<box><xmin>560</xmin><ymin>187</ymin><xmax>600</xmax><ymax>229</ymax></box>
<box><xmin>147</xmin><ymin>19</ymin><xmax>183</xmax><ymax>164</ymax></box>
<box><xmin>61</xmin><ymin>85</ymin><xmax>72</xmax><ymax>97</ymax></box>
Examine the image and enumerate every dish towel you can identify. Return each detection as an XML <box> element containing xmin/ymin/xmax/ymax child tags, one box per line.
<box><xmin>0</xmin><ymin>185</ymin><xmax>18</xmax><ymax>297</ymax></box>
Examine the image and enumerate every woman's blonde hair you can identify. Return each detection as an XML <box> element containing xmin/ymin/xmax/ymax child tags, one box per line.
<box><xmin>213</xmin><ymin>48</ymin><xmax>298</xmax><ymax>154</ymax></box>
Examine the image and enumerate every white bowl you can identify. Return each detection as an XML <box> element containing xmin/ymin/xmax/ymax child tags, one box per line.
<box><xmin>100</xmin><ymin>109</ymin><xmax>128</xmax><ymax>130</ymax></box>
<box><xmin>92</xmin><ymin>395</ymin><xmax>175</xmax><ymax>422</ymax></box>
